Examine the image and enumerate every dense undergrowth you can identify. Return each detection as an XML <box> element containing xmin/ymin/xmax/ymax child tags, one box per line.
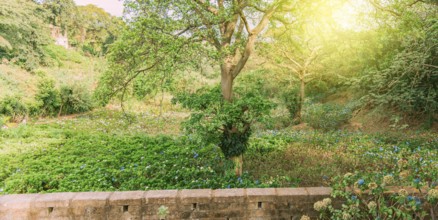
<box><xmin>0</xmin><ymin>110</ymin><xmax>436</xmax><ymax>195</ymax></box>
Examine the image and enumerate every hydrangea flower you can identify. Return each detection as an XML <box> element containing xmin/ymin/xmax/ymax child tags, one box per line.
<box><xmin>399</xmin><ymin>170</ymin><xmax>410</xmax><ymax>179</ymax></box>
<box><xmin>357</xmin><ymin>179</ymin><xmax>365</xmax><ymax>186</ymax></box>
<box><xmin>322</xmin><ymin>198</ymin><xmax>332</xmax><ymax>206</ymax></box>
<box><xmin>314</xmin><ymin>201</ymin><xmax>326</xmax><ymax>211</ymax></box>
<box><xmin>367</xmin><ymin>201</ymin><xmax>377</xmax><ymax>210</ymax></box>
<box><xmin>342</xmin><ymin>212</ymin><xmax>352</xmax><ymax>220</ymax></box>
<box><xmin>300</xmin><ymin>215</ymin><xmax>310</xmax><ymax>220</ymax></box>
<box><xmin>383</xmin><ymin>175</ymin><xmax>394</xmax><ymax>185</ymax></box>
<box><xmin>427</xmin><ymin>189</ymin><xmax>438</xmax><ymax>200</ymax></box>
<box><xmin>368</xmin><ymin>182</ymin><xmax>378</xmax><ymax>190</ymax></box>
<box><xmin>397</xmin><ymin>159</ymin><xmax>407</xmax><ymax>168</ymax></box>
<box><xmin>398</xmin><ymin>189</ymin><xmax>408</xmax><ymax>197</ymax></box>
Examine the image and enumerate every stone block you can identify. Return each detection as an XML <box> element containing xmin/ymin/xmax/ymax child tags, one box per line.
<box><xmin>180</xmin><ymin>189</ymin><xmax>212</xmax><ymax>204</ymax></box>
<box><xmin>108</xmin><ymin>191</ymin><xmax>145</xmax><ymax>220</ymax></box>
<box><xmin>246</xmin><ymin>188</ymin><xmax>277</xmax><ymax>202</ymax></box>
<box><xmin>146</xmin><ymin>190</ymin><xmax>179</xmax><ymax>204</ymax></box>
<box><xmin>33</xmin><ymin>192</ymin><xmax>75</xmax><ymax>219</ymax></box>
<box><xmin>306</xmin><ymin>187</ymin><xmax>331</xmax><ymax>197</ymax></box>
<box><xmin>70</xmin><ymin>192</ymin><xmax>112</xmax><ymax>220</ymax></box>
<box><xmin>212</xmin><ymin>210</ymin><xmax>245</xmax><ymax>218</ymax></box>
<box><xmin>213</xmin><ymin>189</ymin><xmax>246</xmax><ymax>203</ymax></box>
<box><xmin>0</xmin><ymin>194</ymin><xmax>40</xmax><ymax>220</ymax></box>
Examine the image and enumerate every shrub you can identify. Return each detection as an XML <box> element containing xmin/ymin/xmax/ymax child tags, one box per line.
<box><xmin>0</xmin><ymin>95</ymin><xmax>28</xmax><ymax>122</ymax></box>
<box><xmin>281</xmin><ymin>88</ymin><xmax>300</xmax><ymax>121</ymax></box>
<box><xmin>303</xmin><ymin>102</ymin><xmax>352</xmax><ymax>131</ymax></box>
<box><xmin>173</xmin><ymin>85</ymin><xmax>275</xmax><ymax>159</ymax></box>
<box><xmin>35</xmin><ymin>78</ymin><xmax>60</xmax><ymax>116</ymax></box>
<box><xmin>59</xmin><ymin>84</ymin><xmax>94</xmax><ymax>115</ymax></box>
<box><xmin>315</xmin><ymin>143</ymin><xmax>437</xmax><ymax>219</ymax></box>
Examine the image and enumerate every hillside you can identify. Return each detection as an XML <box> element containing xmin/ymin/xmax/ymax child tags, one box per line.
<box><xmin>0</xmin><ymin>46</ymin><xmax>104</xmax><ymax>102</ymax></box>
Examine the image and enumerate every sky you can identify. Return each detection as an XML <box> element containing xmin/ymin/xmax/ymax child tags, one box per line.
<box><xmin>74</xmin><ymin>0</ymin><xmax>124</xmax><ymax>17</ymax></box>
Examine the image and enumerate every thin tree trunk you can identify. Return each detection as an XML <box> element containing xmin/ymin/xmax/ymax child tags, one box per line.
<box><xmin>297</xmin><ymin>77</ymin><xmax>305</xmax><ymax>123</ymax></box>
<box><xmin>231</xmin><ymin>155</ymin><xmax>243</xmax><ymax>177</ymax></box>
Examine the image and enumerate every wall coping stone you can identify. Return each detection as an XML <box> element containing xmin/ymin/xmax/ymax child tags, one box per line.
<box><xmin>1</xmin><ymin>187</ymin><xmax>435</xmax><ymax>219</ymax></box>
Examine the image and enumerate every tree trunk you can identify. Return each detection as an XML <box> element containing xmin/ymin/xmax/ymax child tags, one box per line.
<box><xmin>231</xmin><ymin>155</ymin><xmax>243</xmax><ymax>177</ymax></box>
<box><xmin>221</xmin><ymin>61</ymin><xmax>234</xmax><ymax>101</ymax></box>
<box><xmin>297</xmin><ymin>77</ymin><xmax>305</xmax><ymax>123</ymax></box>
<box><xmin>220</xmin><ymin>62</ymin><xmax>244</xmax><ymax>176</ymax></box>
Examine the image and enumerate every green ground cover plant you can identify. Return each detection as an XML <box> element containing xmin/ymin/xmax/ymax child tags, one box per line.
<box><xmin>0</xmin><ymin>110</ymin><xmax>436</xmax><ymax>196</ymax></box>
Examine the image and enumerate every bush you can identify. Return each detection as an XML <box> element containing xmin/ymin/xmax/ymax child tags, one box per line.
<box><xmin>281</xmin><ymin>88</ymin><xmax>300</xmax><ymax>120</ymax></box>
<box><xmin>173</xmin><ymin>85</ymin><xmax>275</xmax><ymax>159</ymax></box>
<box><xmin>35</xmin><ymin>78</ymin><xmax>60</xmax><ymax>116</ymax></box>
<box><xmin>0</xmin><ymin>95</ymin><xmax>28</xmax><ymax>122</ymax></box>
<box><xmin>303</xmin><ymin>102</ymin><xmax>352</xmax><ymax>131</ymax></box>
<box><xmin>315</xmin><ymin>142</ymin><xmax>437</xmax><ymax>219</ymax></box>
<box><xmin>59</xmin><ymin>84</ymin><xmax>94</xmax><ymax>115</ymax></box>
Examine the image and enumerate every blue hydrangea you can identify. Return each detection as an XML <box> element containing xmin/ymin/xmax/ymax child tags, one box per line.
<box><xmin>358</xmin><ymin>179</ymin><xmax>365</xmax><ymax>185</ymax></box>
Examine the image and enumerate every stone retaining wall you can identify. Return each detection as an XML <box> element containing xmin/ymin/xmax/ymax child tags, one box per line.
<box><xmin>0</xmin><ymin>187</ymin><xmax>331</xmax><ymax>220</ymax></box>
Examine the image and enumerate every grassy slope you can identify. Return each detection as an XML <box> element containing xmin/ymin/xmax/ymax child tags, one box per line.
<box><xmin>0</xmin><ymin>45</ymin><xmax>105</xmax><ymax>102</ymax></box>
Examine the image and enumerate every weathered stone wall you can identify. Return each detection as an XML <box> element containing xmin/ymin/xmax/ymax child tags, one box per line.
<box><xmin>0</xmin><ymin>187</ymin><xmax>331</xmax><ymax>220</ymax></box>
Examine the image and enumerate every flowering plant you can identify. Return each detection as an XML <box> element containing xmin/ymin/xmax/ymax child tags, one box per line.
<box><xmin>314</xmin><ymin>143</ymin><xmax>437</xmax><ymax>219</ymax></box>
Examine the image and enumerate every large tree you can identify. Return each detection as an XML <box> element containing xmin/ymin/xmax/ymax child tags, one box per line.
<box><xmin>97</xmin><ymin>0</ymin><xmax>294</xmax><ymax>175</ymax></box>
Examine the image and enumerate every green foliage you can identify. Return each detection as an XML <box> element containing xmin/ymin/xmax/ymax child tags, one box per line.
<box><xmin>362</xmin><ymin>19</ymin><xmax>438</xmax><ymax>118</ymax></box>
<box><xmin>0</xmin><ymin>96</ymin><xmax>27</xmax><ymax>122</ymax></box>
<box><xmin>0</xmin><ymin>132</ymin><xmax>265</xmax><ymax>193</ymax></box>
<box><xmin>43</xmin><ymin>44</ymin><xmax>84</xmax><ymax>66</ymax></box>
<box><xmin>0</xmin><ymin>112</ymin><xmax>436</xmax><ymax>194</ymax></box>
<box><xmin>38</xmin><ymin>0</ymin><xmax>77</xmax><ymax>30</ymax></box>
<box><xmin>0</xmin><ymin>0</ymin><xmax>51</xmax><ymax>70</ymax></box>
<box><xmin>315</xmin><ymin>142</ymin><xmax>437</xmax><ymax>219</ymax></box>
<box><xmin>70</xmin><ymin>5</ymin><xmax>123</xmax><ymax>56</ymax></box>
<box><xmin>35</xmin><ymin>77</ymin><xmax>60</xmax><ymax>116</ymax></box>
<box><xmin>281</xmin><ymin>88</ymin><xmax>300</xmax><ymax>120</ymax></box>
<box><xmin>59</xmin><ymin>84</ymin><xmax>94</xmax><ymax>115</ymax></box>
<box><xmin>173</xmin><ymin>85</ymin><xmax>275</xmax><ymax>158</ymax></box>
<box><xmin>303</xmin><ymin>102</ymin><xmax>352</xmax><ymax>131</ymax></box>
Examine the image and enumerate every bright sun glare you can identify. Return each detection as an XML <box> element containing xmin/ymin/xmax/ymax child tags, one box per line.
<box><xmin>331</xmin><ymin>0</ymin><xmax>369</xmax><ymax>30</ymax></box>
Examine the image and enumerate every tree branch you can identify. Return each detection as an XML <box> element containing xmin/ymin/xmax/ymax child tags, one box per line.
<box><xmin>193</xmin><ymin>0</ymin><xmax>219</xmax><ymax>15</ymax></box>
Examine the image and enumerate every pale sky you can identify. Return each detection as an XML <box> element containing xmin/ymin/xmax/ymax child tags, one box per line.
<box><xmin>74</xmin><ymin>0</ymin><xmax>124</xmax><ymax>17</ymax></box>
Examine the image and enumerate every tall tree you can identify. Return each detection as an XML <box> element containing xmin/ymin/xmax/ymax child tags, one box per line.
<box><xmin>38</xmin><ymin>0</ymin><xmax>77</xmax><ymax>31</ymax></box>
<box><xmin>98</xmin><ymin>0</ymin><xmax>294</xmax><ymax>175</ymax></box>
